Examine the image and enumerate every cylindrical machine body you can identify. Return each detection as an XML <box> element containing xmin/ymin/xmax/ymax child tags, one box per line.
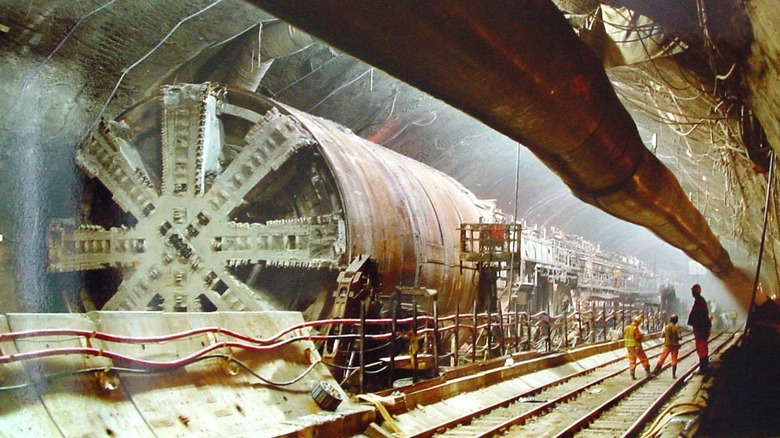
<box><xmin>284</xmin><ymin>102</ymin><xmax>493</xmax><ymax>313</ymax></box>
<box><xmin>51</xmin><ymin>84</ymin><xmax>493</xmax><ymax>317</ymax></box>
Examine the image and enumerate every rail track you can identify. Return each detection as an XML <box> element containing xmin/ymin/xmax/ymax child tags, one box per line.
<box><xmin>405</xmin><ymin>331</ymin><xmax>736</xmax><ymax>438</ymax></box>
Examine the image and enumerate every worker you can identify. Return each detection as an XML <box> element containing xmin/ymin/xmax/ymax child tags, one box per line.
<box><xmin>730</xmin><ymin>309</ymin><xmax>738</xmax><ymax>330</ymax></box>
<box><xmin>687</xmin><ymin>283</ymin><xmax>711</xmax><ymax>374</ymax></box>
<box><xmin>652</xmin><ymin>314</ymin><xmax>680</xmax><ymax>378</ymax></box>
<box><xmin>624</xmin><ymin>315</ymin><xmax>651</xmax><ymax>379</ymax></box>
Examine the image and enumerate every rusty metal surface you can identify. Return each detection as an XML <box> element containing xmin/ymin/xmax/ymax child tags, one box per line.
<box><xmin>244</xmin><ymin>1</ymin><xmax>734</xmax><ymax>277</ymax></box>
<box><xmin>280</xmin><ymin>103</ymin><xmax>496</xmax><ymax>314</ymax></box>
<box><xmin>0</xmin><ymin>312</ymin><xmax>373</xmax><ymax>437</ymax></box>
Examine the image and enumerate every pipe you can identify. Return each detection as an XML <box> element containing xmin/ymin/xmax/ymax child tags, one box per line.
<box><xmin>747</xmin><ymin>151</ymin><xmax>775</xmax><ymax>328</ymax></box>
<box><xmin>211</xmin><ymin>20</ymin><xmax>317</xmax><ymax>91</ymax></box>
<box><xmin>244</xmin><ymin>0</ymin><xmax>733</xmax><ymax>275</ymax></box>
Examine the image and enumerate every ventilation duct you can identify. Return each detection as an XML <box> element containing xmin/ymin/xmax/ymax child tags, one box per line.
<box><xmin>210</xmin><ymin>20</ymin><xmax>317</xmax><ymax>91</ymax></box>
<box><xmin>246</xmin><ymin>0</ymin><xmax>734</xmax><ymax>277</ymax></box>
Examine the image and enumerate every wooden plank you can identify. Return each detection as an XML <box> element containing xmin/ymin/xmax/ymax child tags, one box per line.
<box><xmin>0</xmin><ymin>312</ymin><xmax>371</xmax><ymax>437</ymax></box>
<box><xmin>7</xmin><ymin>313</ymin><xmax>155</xmax><ymax>437</ymax></box>
<box><xmin>0</xmin><ymin>314</ymin><xmax>62</xmax><ymax>437</ymax></box>
<box><xmin>95</xmin><ymin>312</ymin><xmax>356</xmax><ymax>436</ymax></box>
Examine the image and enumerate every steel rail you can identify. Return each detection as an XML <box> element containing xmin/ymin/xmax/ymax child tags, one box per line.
<box><xmin>550</xmin><ymin>331</ymin><xmax>734</xmax><ymax>438</ymax></box>
<box><xmin>407</xmin><ymin>333</ymin><xmax>688</xmax><ymax>437</ymax></box>
<box><xmin>472</xmin><ymin>334</ymin><xmax>700</xmax><ymax>438</ymax></box>
<box><xmin>619</xmin><ymin>331</ymin><xmax>737</xmax><ymax>438</ymax></box>
<box><xmin>472</xmin><ymin>361</ymin><xmax>645</xmax><ymax>438</ymax></box>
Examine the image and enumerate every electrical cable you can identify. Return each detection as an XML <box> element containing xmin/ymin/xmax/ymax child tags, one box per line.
<box><xmin>364</xmin><ymin>365</ymin><xmax>388</xmax><ymax>375</ymax></box>
<box><xmin>361</xmin><ymin>341</ymin><xmax>392</xmax><ymax>354</ymax></box>
<box><xmin>0</xmin><ymin>305</ymin><xmax>682</xmax><ymax>393</ymax></box>
<box><xmin>274</xmin><ymin>52</ymin><xmax>344</xmax><ymax>95</ymax></box>
<box><xmin>506</xmin><ymin>141</ymin><xmax>522</xmax><ymax>305</ymax></box>
<box><xmin>715</xmin><ymin>62</ymin><xmax>737</xmax><ymax>81</ymax></box>
<box><xmin>637</xmin><ymin>37</ymin><xmax>695</xmax><ymax>92</ymax></box>
<box><xmin>771</xmin><ymin>167</ymin><xmax>780</xmax><ymax>290</ymax></box>
<box><xmin>354</xmin><ymin>90</ymin><xmax>399</xmax><ymax>135</ymax></box>
<box><xmin>307</xmin><ymin>68</ymin><xmax>374</xmax><ymax>112</ymax></box>
<box><xmin>0</xmin><ymin>314</ymin><xmax>435</xmax><ymax>346</ymax></box>
<box><xmin>747</xmin><ymin>151</ymin><xmax>776</xmax><ymax>327</ymax></box>
<box><xmin>334</xmin><ymin>361</ymin><xmax>385</xmax><ymax>386</ymax></box>
<box><xmin>610</xmin><ymin>87</ymin><xmax>709</xmax><ymax>131</ymax></box>
<box><xmin>0</xmin><ymin>332</ymin><xmax>396</xmax><ymax>368</ymax></box>
<box><xmin>380</xmin><ymin>109</ymin><xmax>442</xmax><ymax>145</ymax></box>
<box><xmin>639</xmin><ymin>401</ymin><xmax>706</xmax><ymax>438</ymax></box>
<box><xmin>0</xmin><ymin>353</ymin><xmax>322</xmax><ymax>392</ymax></box>
<box><xmin>321</xmin><ymin>360</ymin><xmax>384</xmax><ymax>372</ymax></box>
<box><xmin>231</xmin><ymin>356</ymin><xmax>324</xmax><ymax>386</ymax></box>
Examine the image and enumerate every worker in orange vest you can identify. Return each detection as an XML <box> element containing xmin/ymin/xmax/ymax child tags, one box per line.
<box><xmin>653</xmin><ymin>314</ymin><xmax>680</xmax><ymax>378</ymax></box>
<box><xmin>625</xmin><ymin>315</ymin><xmax>651</xmax><ymax>379</ymax></box>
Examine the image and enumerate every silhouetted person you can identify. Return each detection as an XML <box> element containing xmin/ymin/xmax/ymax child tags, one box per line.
<box><xmin>653</xmin><ymin>314</ymin><xmax>680</xmax><ymax>377</ymax></box>
<box><xmin>687</xmin><ymin>284</ymin><xmax>711</xmax><ymax>373</ymax></box>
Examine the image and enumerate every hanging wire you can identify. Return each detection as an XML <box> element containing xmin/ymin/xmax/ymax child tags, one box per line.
<box><xmin>747</xmin><ymin>150</ymin><xmax>776</xmax><ymax>329</ymax></box>
<box><xmin>274</xmin><ymin>52</ymin><xmax>344</xmax><ymax>95</ymax></box>
<box><xmin>636</xmin><ymin>36</ymin><xmax>695</xmax><ymax>92</ymax></box>
<box><xmin>771</xmin><ymin>167</ymin><xmax>780</xmax><ymax>290</ymax></box>
<box><xmin>380</xmin><ymin>108</ymin><xmax>443</xmax><ymax>145</ymax></box>
<box><xmin>1</xmin><ymin>0</ymin><xmax>120</xmax><ymax>124</ymax></box>
<box><xmin>611</xmin><ymin>81</ymin><xmax>728</xmax><ymax>127</ymax></box>
<box><xmin>354</xmin><ymin>90</ymin><xmax>399</xmax><ymax>136</ymax></box>
<box><xmin>0</xmin><ymin>354</ymin><xmax>323</xmax><ymax>392</ymax></box>
<box><xmin>306</xmin><ymin>67</ymin><xmax>374</xmax><ymax>112</ymax></box>
<box><xmin>506</xmin><ymin>142</ymin><xmax>522</xmax><ymax>300</ymax></box>
<box><xmin>85</xmin><ymin>0</ymin><xmax>225</xmax><ymax>139</ymax></box>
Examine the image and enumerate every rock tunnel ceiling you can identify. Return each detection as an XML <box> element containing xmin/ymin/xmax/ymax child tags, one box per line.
<box><xmin>0</xmin><ymin>0</ymin><xmax>778</xmax><ymax>312</ymax></box>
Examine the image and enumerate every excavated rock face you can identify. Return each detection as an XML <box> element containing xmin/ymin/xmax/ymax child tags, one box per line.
<box><xmin>742</xmin><ymin>0</ymin><xmax>780</xmax><ymax>167</ymax></box>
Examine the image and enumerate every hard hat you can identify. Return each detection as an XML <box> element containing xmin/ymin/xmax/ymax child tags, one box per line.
<box><xmin>670</xmin><ymin>314</ymin><xmax>678</xmax><ymax>323</ymax></box>
<box><xmin>634</xmin><ymin>315</ymin><xmax>643</xmax><ymax>323</ymax></box>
